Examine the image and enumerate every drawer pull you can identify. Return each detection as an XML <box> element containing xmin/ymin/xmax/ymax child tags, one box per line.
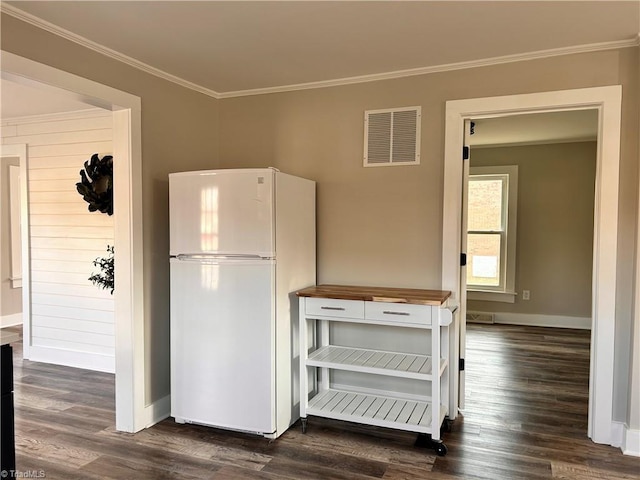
<box><xmin>321</xmin><ymin>306</ymin><xmax>346</xmax><ymax>311</ymax></box>
<box><xmin>383</xmin><ymin>310</ymin><xmax>410</xmax><ymax>316</ymax></box>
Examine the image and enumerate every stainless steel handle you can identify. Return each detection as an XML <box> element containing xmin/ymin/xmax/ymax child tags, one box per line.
<box><xmin>383</xmin><ymin>310</ymin><xmax>410</xmax><ymax>316</ymax></box>
<box><xmin>321</xmin><ymin>306</ymin><xmax>345</xmax><ymax>311</ymax></box>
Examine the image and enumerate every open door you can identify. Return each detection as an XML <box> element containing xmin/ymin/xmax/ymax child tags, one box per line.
<box><xmin>457</xmin><ymin>120</ymin><xmax>472</xmax><ymax>410</ymax></box>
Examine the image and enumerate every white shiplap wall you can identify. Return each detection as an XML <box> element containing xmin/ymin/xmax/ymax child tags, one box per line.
<box><xmin>1</xmin><ymin>109</ymin><xmax>115</xmax><ymax>372</ymax></box>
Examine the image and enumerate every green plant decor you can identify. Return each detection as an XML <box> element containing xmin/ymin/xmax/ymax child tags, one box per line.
<box><xmin>89</xmin><ymin>246</ymin><xmax>114</xmax><ymax>294</ymax></box>
<box><xmin>76</xmin><ymin>153</ymin><xmax>113</xmax><ymax>215</ymax></box>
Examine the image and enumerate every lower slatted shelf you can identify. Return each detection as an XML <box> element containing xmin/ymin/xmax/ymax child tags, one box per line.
<box><xmin>306</xmin><ymin>388</ymin><xmax>447</xmax><ymax>434</ymax></box>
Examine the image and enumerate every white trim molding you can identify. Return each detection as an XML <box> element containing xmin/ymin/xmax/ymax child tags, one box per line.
<box><xmin>2</xmin><ymin>2</ymin><xmax>638</xmax><ymax>99</ymax></box>
<box><xmin>142</xmin><ymin>395</ymin><xmax>171</xmax><ymax>429</ymax></box>
<box><xmin>442</xmin><ymin>86</ymin><xmax>622</xmax><ymax>447</ymax></box>
<box><xmin>29</xmin><ymin>346</ymin><xmax>115</xmax><ymax>374</ymax></box>
<box><xmin>471</xmin><ymin>312</ymin><xmax>592</xmax><ymax>330</ymax></box>
<box><xmin>611</xmin><ymin>420</ymin><xmax>625</xmax><ymax>448</ymax></box>
<box><xmin>0</xmin><ymin>313</ymin><xmax>22</xmax><ymax>328</ymax></box>
<box><xmin>623</xmin><ymin>426</ymin><xmax>640</xmax><ymax>457</ymax></box>
<box><xmin>611</xmin><ymin>421</ymin><xmax>640</xmax><ymax>456</ymax></box>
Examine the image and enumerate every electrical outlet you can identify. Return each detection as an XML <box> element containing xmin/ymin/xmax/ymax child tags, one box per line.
<box><xmin>522</xmin><ymin>290</ymin><xmax>530</xmax><ymax>300</ymax></box>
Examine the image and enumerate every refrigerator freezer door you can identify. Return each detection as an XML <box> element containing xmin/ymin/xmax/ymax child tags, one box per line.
<box><xmin>170</xmin><ymin>170</ymin><xmax>274</xmax><ymax>257</ymax></box>
<box><xmin>170</xmin><ymin>257</ymin><xmax>276</xmax><ymax>434</ymax></box>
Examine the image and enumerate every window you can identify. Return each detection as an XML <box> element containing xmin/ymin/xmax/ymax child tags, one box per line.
<box><xmin>466</xmin><ymin>165</ymin><xmax>518</xmax><ymax>303</ymax></box>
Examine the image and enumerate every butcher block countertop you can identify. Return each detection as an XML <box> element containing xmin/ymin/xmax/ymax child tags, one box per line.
<box><xmin>296</xmin><ymin>284</ymin><xmax>451</xmax><ymax>306</ymax></box>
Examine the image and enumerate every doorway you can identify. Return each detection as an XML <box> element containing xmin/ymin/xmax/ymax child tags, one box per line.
<box><xmin>462</xmin><ymin>111</ymin><xmax>598</xmax><ymax>442</ymax></box>
<box><xmin>1</xmin><ymin>51</ymin><xmax>146</xmax><ymax>432</ymax></box>
<box><xmin>442</xmin><ymin>86</ymin><xmax>622</xmax><ymax>446</ymax></box>
<box><xmin>0</xmin><ymin>144</ymin><xmax>25</xmax><ymax>330</ymax></box>
<box><xmin>464</xmin><ymin>111</ymin><xmax>597</xmax><ymax>327</ymax></box>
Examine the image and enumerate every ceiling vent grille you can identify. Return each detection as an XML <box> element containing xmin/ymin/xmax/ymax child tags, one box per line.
<box><xmin>364</xmin><ymin>106</ymin><xmax>421</xmax><ymax>167</ymax></box>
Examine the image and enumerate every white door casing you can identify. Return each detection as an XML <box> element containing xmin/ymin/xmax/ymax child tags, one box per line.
<box><xmin>442</xmin><ymin>86</ymin><xmax>622</xmax><ymax>446</ymax></box>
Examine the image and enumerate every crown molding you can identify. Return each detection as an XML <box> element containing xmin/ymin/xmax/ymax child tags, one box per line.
<box><xmin>3</xmin><ymin>3</ymin><xmax>639</xmax><ymax>100</ymax></box>
<box><xmin>219</xmin><ymin>37</ymin><xmax>640</xmax><ymax>98</ymax></box>
<box><xmin>1</xmin><ymin>3</ymin><xmax>222</xmax><ymax>99</ymax></box>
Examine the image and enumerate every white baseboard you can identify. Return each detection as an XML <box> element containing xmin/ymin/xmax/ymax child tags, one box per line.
<box><xmin>623</xmin><ymin>425</ymin><xmax>640</xmax><ymax>457</ymax></box>
<box><xmin>142</xmin><ymin>394</ymin><xmax>171</xmax><ymax>429</ymax></box>
<box><xmin>1</xmin><ymin>313</ymin><xmax>23</xmax><ymax>328</ymax></box>
<box><xmin>611</xmin><ymin>420</ymin><xmax>625</xmax><ymax>447</ymax></box>
<box><xmin>491</xmin><ymin>312</ymin><xmax>591</xmax><ymax>329</ymax></box>
<box><xmin>28</xmin><ymin>345</ymin><xmax>115</xmax><ymax>373</ymax></box>
<box><xmin>608</xmin><ymin>421</ymin><xmax>640</xmax><ymax>456</ymax></box>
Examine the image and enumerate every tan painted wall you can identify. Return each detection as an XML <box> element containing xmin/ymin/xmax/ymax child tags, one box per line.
<box><xmin>219</xmin><ymin>51</ymin><xmax>636</xmax><ymax>291</ymax></box>
<box><xmin>1</xmin><ymin>13</ymin><xmax>221</xmax><ymax>401</ymax></box>
<box><xmin>218</xmin><ymin>48</ymin><xmax>639</xmax><ymax>424</ymax></box>
<box><xmin>627</xmin><ymin>43</ymin><xmax>640</xmax><ymax>436</ymax></box>
<box><xmin>467</xmin><ymin>142</ymin><xmax>596</xmax><ymax>318</ymax></box>
<box><xmin>615</xmin><ymin>46</ymin><xmax>639</xmax><ymax>426</ymax></box>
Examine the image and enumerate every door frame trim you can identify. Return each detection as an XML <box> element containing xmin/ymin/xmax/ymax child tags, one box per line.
<box><xmin>442</xmin><ymin>85</ymin><xmax>622</xmax><ymax>445</ymax></box>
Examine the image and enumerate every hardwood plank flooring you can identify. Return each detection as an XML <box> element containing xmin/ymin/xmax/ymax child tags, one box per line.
<box><xmin>6</xmin><ymin>324</ymin><xmax>640</xmax><ymax>479</ymax></box>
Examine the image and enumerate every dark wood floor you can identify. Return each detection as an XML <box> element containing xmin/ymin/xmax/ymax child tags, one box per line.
<box><xmin>7</xmin><ymin>324</ymin><xmax>640</xmax><ymax>479</ymax></box>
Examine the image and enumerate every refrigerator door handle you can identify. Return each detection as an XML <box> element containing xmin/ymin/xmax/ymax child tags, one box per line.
<box><xmin>172</xmin><ymin>255</ymin><xmax>275</xmax><ymax>265</ymax></box>
<box><xmin>175</xmin><ymin>254</ymin><xmax>271</xmax><ymax>261</ymax></box>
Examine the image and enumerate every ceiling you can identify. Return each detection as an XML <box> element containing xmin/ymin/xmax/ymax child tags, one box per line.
<box><xmin>0</xmin><ymin>2</ymin><xmax>628</xmax><ymax>143</ymax></box>
<box><xmin>469</xmin><ymin>110</ymin><xmax>598</xmax><ymax>147</ymax></box>
<box><xmin>2</xmin><ymin>1</ymin><xmax>639</xmax><ymax>97</ymax></box>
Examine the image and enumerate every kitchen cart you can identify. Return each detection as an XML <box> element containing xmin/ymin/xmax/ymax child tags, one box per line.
<box><xmin>297</xmin><ymin>285</ymin><xmax>456</xmax><ymax>456</ymax></box>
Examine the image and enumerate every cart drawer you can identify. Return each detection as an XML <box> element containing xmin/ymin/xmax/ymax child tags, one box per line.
<box><xmin>365</xmin><ymin>302</ymin><xmax>432</xmax><ymax>326</ymax></box>
<box><xmin>305</xmin><ymin>298</ymin><xmax>364</xmax><ymax>319</ymax></box>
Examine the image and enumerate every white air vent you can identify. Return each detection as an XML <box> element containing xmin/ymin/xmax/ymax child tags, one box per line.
<box><xmin>364</xmin><ymin>106</ymin><xmax>421</xmax><ymax>167</ymax></box>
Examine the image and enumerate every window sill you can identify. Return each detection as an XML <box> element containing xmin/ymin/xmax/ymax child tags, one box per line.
<box><xmin>467</xmin><ymin>289</ymin><xmax>516</xmax><ymax>304</ymax></box>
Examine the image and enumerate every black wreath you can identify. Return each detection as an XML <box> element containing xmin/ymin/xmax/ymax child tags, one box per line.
<box><xmin>76</xmin><ymin>153</ymin><xmax>113</xmax><ymax>216</ymax></box>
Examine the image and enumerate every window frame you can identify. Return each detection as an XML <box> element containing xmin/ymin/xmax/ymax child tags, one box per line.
<box><xmin>466</xmin><ymin>165</ymin><xmax>518</xmax><ymax>303</ymax></box>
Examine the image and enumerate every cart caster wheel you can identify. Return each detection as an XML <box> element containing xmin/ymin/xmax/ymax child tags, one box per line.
<box><xmin>435</xmin><ymin>442</ymin><xmax>448</xmax><ymax>456</ymax></box>
<box><xmin>301</xmin><ymin>418</ymin><xmax>308</xmax><ymax>434</ymax></box>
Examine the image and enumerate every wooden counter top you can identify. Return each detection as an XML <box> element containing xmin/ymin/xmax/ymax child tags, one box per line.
<box><xmin>296</xmin><ymin>284</ymin><xmax>451</xmax><ymax>306</ymax></box>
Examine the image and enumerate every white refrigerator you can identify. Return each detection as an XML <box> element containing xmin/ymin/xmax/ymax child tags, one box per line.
<box><xmin>169</xmin><ymin>168</ymin><xmax>315</xmax><ymax>438</ymax></box>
